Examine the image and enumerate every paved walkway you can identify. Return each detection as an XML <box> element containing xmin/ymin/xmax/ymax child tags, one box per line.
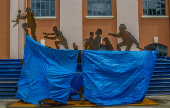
<box><xmin>1</xmin><ymin>96</ymin><xmax>170</xmax><ymax>108</ymax></box>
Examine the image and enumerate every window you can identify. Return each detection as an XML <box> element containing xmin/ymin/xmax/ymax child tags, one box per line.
<box><xmin>144</xmin><ymin>44</ymin><xmax>168</xmax><ymax>56</ymax></box>
<box><xmin>31</xmin><ymin>0</ymin><xmax>55</xmax><ymax>17</ymax></box>
<box><xmin>143</xmin><ymin>0</ymin><xmax>166</xmax><ymax>15</ymax></box>
<box><xmin>87</xmin><ymin>0</ymin><xmax>111</xmax><ymax>16</ymax></box>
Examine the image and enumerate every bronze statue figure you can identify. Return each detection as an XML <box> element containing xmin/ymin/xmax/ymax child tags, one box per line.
<box><xmin>103</xmin><ymin>37</ymin><xmax>114</xmax><ymax>50</ymax></box>
<box><xmin>12</xmin><ymin>10</ymin><xmax>24</xmax><ymax>27</ymax></box>
<box><xmin>100</xmin><ymin>44</ymin><xmax>106</xmax><ymax>50</ymax></box>
<box><xmin>43</xmin><ymin>26</ymin><xmax>69</xmax><ymax>49</ymax></box>
<box><xmin>84</xmin><ymin>32</ymin><xmax>95</xmax><ymax>50</ymax></box>
<box><xmin>108</xmin><ymin>24</ymin><xmax>143</xmax><ymax>51</ymax></box>
<box><xmin>145</xmin><ymin>46</ymin><xmax>156</xmax><ymax>51</ymax></box>
<box><xmin>20</xmin><ymin>59</ymin><xmax>24</xmax><ymax>65</ymax></box>
<box><xmin>95</xmin><ymin>29</ymin><xmax>102</xmax><ymax>50</ymax></box>
<box><xmin>72</xmin><ymin>42</ymin><xmax>84</xmax><ymax>104</ymax></box>
<box><xmin>73</xmin><ymin>42</ymin><xmax>78</xmax><ymax>50</ymax></box>
<box><xmin>78</xmin><ymin>86</ymin><xmax>85</xmax><ymax>105</ymax></box>
<box><xmin>73</xmin><ymin>42</ymin><xmax>81</xmax><ymax>63</ymax></box>
<box><xmin>20</xmin><ymin>7</ymin><xmax>37</xmax><ymax>41</ymax></box>
<box><xmin>38</xmin><ymin>98</ymin><xmax>58</xmax><ymax>107</ymax></box>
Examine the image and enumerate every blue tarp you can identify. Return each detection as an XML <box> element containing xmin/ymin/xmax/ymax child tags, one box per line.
<box><xmin>16</xmin><ymin>35</ymin><xmax>157</xmax><ymax>106</ymax></box>
<box><xmin>81</xmin><ymin>50</ymin><xmax>157</xmax><ymax>106</ymax></box>
<box><xmin>70</xmin><ymin>72</ymin><xmax>84</xmax><ymax>95</ymax></box>
<box><xmin>15</xmin><ymin>35</ymin><xmax>79</xmax><ymax>105</ymax></box>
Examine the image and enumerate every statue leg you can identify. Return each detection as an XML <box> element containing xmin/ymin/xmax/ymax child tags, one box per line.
<box><xmin>125</xmin><ymin>43</ymin><xmax>133</xmax><ymax>51</ymax></box>
<box><xmin>116</xmin><ymin>42</ymin><xmax>124</xmax><ymax>51</ymax></box>
<box><xmin>13</xmin><ymin>23</ymin><xmax>19</xmax><ymax>27</ymax></box>
<box><xmin>84</xmin><ymin>44</ymin><xmax>88</xmax><ymax>50</ymax></box>
<box><xmin>78</xmin><ymin>86</ymin><xmax>85</xmax><ymax>105</ymax></box>
<box><xmin>22</xmin><ymin>23</ymin><xmax>28</xmax><ymax>35</ymax></box>
<box><xmin>55</xmin><ymin>101</ymin><xmax>58</xmax><ymax>106</ymax></box>
<box><xmin>31</xmin><ymin>28</ymin><xmax>37</xmax><ymax>41</ymax></box>
<box><xmin>64</xmin><ymin>43</ymin><xmax>69</xmax><ymax>49</ymax></box>
<box><xmin>38</xmin><ymin>98</ymin><xmax>51</xmax><ymax>107</ymax></box>
<box><xmin>69</xmin><ymin>93</ymin><xmax>73</xmax><ymax>101</ymax></box>
<box><xmin>84</xmin><ymin>41</ymin><xmax>89</xmax><ymax>50</ymax></box>
<box><xmin>55</xmin><ymin>41</ymin><xmax>60</xmax><ymax>49</ymax></box>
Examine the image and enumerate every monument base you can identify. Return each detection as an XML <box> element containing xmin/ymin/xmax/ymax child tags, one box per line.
<box><xmin>8</xmin><ymin>98</ymin><xmax>158</xmax><ymax>108</ymax></box>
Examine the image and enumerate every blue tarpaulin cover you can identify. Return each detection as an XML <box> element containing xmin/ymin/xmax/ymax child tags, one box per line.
<box><xmin>81</xmin><ymin>50</ymin><xmax>157</xmax><ymax>106</ymax></box>
<box><xmin>71</xmin><ymin>72</ymin><xmax>83</xmax><ymax>95</ymax></box>
<box><xmin>15</xmin><ymin>35</ymin><xmax>79</xmax><ymax>105</ymax></box>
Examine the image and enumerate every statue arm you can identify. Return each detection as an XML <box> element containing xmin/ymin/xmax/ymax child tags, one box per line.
<box><xmin>108</xmin><ymin>33</ymin><xmax>120</xmax><ymax>37</ymax></box>
<box><xmin>45</xmin><ymin>36</ymin><xmax>57</xmax><ymax>40</ymax></box>
<box><xmin>20</xmin><ymin>14</ymin><xmax>25</xmax><ymax>18</ymax></box>
<box><xmin>45</xmin><ymin>33</ymin><xmax>55</xmax><ymax>35</ymax></box>
<box><xmin>20</xmin><ymin>15</ymin><xmax>27</xmax><ymax>19</ymax></box>
<box><xmin>44</xmin><ymin>33</ymin><xmax>57</xmax><ymax>40</ymax></box>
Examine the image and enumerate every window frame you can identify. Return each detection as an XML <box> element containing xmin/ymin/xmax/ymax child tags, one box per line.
<box><xmin>144</xmin><ymin>44</ymin><xmax>168</xmax><ymax>56</ymax></box>
<box><xmin>87</xmin><ymin>0</ymin><xmax>112</xmax><ymax>16</ymax></box>
<box><xmin>30</xmin><ymin>0</ymin><xmax>56</xmax><ymax>17</ymax></box>
<box><xmin>142</xmin><ymin>0</ymin><xmax>166</xmax><ymax>16</ymax></box>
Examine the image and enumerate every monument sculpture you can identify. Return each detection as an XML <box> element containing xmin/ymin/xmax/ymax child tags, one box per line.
<box><xmin>84</xmin><ymin>30</ymin><xmax>114</xmax><ymax>51</ymax></box>
<box><xmin>78</xmin><ymin>86</ymin><xmax>85</xmax><ymax>105</ymax></box>
<box><xmin>84</xmin><ymin>32</ymin><xmax>95</xmax><ymax>50</ymax></box>
<box><xmin>12</xmin><ymin>7</ymin><xmax>155</xmax><ymax>107</ymax></box>
<box><xmin>73</xmin><ymin>42</ymin><xmax>78</xmax><ymax>50</ymax></box>
<box><xmin>38</xmin><ymin>98</ymin><xmax>58</xmax><ymax>107</ymax></box>
<box><xmin>73</xmin><ymin>42</ymin><xmax>81</xmax><ymax>63</ymax></box>
<box><xmin>12</xmin><ymin>10</ymin><xmax>24</xmax><ymax>27</ymax></box>
<box><xmin>103</xmin><ymin>37</ymin><xmax>114</xmax><ymax>51</ymax></box>
<box><xmin>146</xmin><ymin>46</ymin><xmax>156</xmax><ymax>51</ymax></box>
<box><xmin>108</xmin><ymin>24</ymin><xmax>143</xmax><ymax>51</ymax></box>
<box><xmin>43</xmin><ymin>26</ymin><xmax>69</xmax><ymax>49</ymax></box>
<box><xmin>20</xmin><ymin>7</ymin><xmax>37</xmax><ymax>41</ymax></box>
<box><xmin>94</xmin><ymin>29</ymin><xmax>102</xmax><ymax>50</ymax></box>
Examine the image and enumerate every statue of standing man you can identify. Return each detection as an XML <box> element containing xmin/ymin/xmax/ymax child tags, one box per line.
<box><xmin>20</xmin><ymin>7</ymin><xmax>37</xmax><ymax>41</ymax></box>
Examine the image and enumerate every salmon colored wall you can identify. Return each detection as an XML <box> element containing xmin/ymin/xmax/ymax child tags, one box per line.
<box><xmin>27</xmin><ymin>0</ymin><xmax>60</xmax><ymax>49</ymax></box>
<box><xmin>138</xmin><ymin>0</ymin><xmax>170</xmax><ymax>56</ymax></box>
<box><xmin>0</xmin><ymin>0</ymin><xmax>10</xmax><ymax>59</ymax></box>
<box><xmin>82</xmin><ymin>0</ymin><xmax>117</xmax><ymax>50</ymax></box>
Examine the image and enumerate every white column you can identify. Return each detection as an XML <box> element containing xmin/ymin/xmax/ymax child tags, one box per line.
<box><xmin>10</xmin><ymin>0</ymin><xmax>19</xmax><ymax>59</ymax></box>
<box><xmin>116</xmin><ymin>0</ymin><xmax>139</xmax><ymax>51</ymax></box>
<box><xmin>60</xmin><ymin>0</ymin><xmax>83</xmax><ymax>50</ymax></box>
<box><xmin>18</xmin><ymin>0</ymin><xmax>25</xmax><ymax>59</ymax></box>
<box><xmin>10</xmin><ymin>0</ymin><xmax>25</xmax><ymax>59</ymax></box>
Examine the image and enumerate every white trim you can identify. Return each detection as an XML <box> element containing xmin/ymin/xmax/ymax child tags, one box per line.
<box><xmin>18</xmin><ymin>0</ymin><xmax>25</xmax><ymax>59</ymax></box>
<box><xmin>117</xmin><ymin>0</ymin><xmax>139</xmax><ymax>51</ymax></box>
<box><xmin>141</xmin><ymin>16</ymin><xmax>169</xmax><ymax>19</ymax></box>
<box><xmin>85</xmin><ymin>16</ymin><xmax>114</xmax><ymax>19</ymax></box>
<box><xmin>35</xmin><ymin>16</ymin><xmax>57</xmax><ymax>20</ymax></box>
<box><xmin>10</xmin><ymin>0</ymin><xmax>19</xmax><ymax>59</ymax></box>
<box><xmin>60</xmin><ymin>0</ymin><xmax>83</xmax><ymax>50</ymax></box>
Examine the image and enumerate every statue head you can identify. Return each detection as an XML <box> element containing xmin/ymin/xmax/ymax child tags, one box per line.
<box><xmin>26</xmin><ymin>7</ymin><xmax>31</xmax><ymax>12</ymax></box>
<box><xmin>53</xmin><ymin>26</ymin><xmax>58</xmax><ymax>31</ymax></box>
<box><xmin>119</xmin><ymin>24</ymin><xmax>127</xmax><ymax>31</ymax></box>
<box><xmin>103</xmin><ymin>37</ymin><xmax>109</xmax><ymax>42</ymax></box>
<box><xmin>95</xmin><ymin>29</ymin><xmax>102</xmax><ymax>35</ymax></box>
<box><xmin>18</xmin><ymin>10</ymin><xmax>21</xmax><ymax>14</ymax></box>
<box><xmin>90</xmin><ymin>32</ymin><xmax>94</xmax><ymax>36</ymax></box>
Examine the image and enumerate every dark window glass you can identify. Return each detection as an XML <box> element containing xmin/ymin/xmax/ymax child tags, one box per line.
<box><xmin>143</xmin><ymin>0</ymin><xmax>166</xmax><ymax>15</ymax></box>
<box><xmin>87</xmin><ymin>0</ymin><xmax>111</xmax><ymax>16</ymax></box>
<box><xmin>31</xmin><ymin>0</ymin><xmax>55</xmax><ymax>17</ymax></box>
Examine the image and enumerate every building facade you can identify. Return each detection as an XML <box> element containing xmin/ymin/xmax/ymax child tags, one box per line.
<box><xmin>0</xmin><ymin>0</ymin><xmax>170</xmax><ymax>59</ymax></box>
